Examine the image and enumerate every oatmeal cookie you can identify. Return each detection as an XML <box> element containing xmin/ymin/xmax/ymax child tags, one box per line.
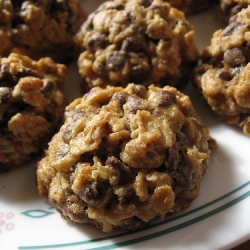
<box><xmin>216</xmin><ymin>0</ymin><xmax>249</xmax><ymax>23</ymax></box>
<box><xmin>0</xmin><ymin>53</ymin><xmax>67</xmax><ymax>172</ymax></box>
<box><xmin>193</xmin><ymin>6</ymin><xmax>250</xmax><ymax>136</ymax></box>
<box><xmin>0</xmin><ymin>0</ymin><xmax>87</xmax><ymax>63</ymax></box>
<box><xmin>165</xmin><ymin>0</ymin><xmax>213</xmax><ymax>15</ymax></box>
<box><xmin>37</xmin><ymin>83</ymin><xmax>213</xmax><ymax>233</ymax></box>
<box><xmin>74</xmin><ymin>0</ymin><xmax>199</xmax><ymax>89</ymax></box>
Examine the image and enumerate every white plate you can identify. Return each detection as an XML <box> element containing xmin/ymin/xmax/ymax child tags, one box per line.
<box><xmin>1</xmin><ymin>2</ymin><xmax>250</xmax><ymax>250</ymax></box>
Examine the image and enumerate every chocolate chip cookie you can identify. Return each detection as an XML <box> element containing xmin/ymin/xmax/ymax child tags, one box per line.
<box><xmin>74</xmin><ymin>0</ymin><xmax>199</xmax><ymax>89</ymax></box>
<box><xmin>193</xmin><ymin>6</ymin><xmax>250</xmax><ymax>136</ymax></box>
<box><xmin>216</xmin><ymin>0</ymin><xmax>249</xmax><ymax>23</ymax></box>
<box><xmin>0</xmin><ymin>53</ymin><xmax>67</xmax><ymax>172</ymax></box>
<box><xmin>37</xmin><ymin>83</ymin><xmax>213</xmax><ymax>233</ymax></box>
<box><xmin>0</xmin><ymin>0</ymin><xmax>87</xmax><ymax>63</ymax></box>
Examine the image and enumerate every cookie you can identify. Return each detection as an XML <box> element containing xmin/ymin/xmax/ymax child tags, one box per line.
<box><xmin>193</xmin><ymin>6</ymin><xmax>250</xmax><ymax>136</ymax></box>
<box><xmin>74</xmin><ymin>0</ymin><xmax>199</xmax><ymax>90</ymax></box>
<box><xmin>216</xmin><ymin>0</ymin><xmax>249</xmax><ymax>23</ymax></box>
<box><xmin>37</xmin><ymin>83</ymin><xmax>213</xmax><ymax>233</ymax></box>
<box><xmin>165</xmin><ymin>0</ymin><xmax>213</xmax><ymax>15</ymax></box>
<box><xmin>0</xmin><ymin>53</ymin><xmax>67</xmax><ymax>172</ymax></box>
<box><xmin>0</xmin><ymin>0</ymin><xmax>87</xmax><ymax>63</ymax></box>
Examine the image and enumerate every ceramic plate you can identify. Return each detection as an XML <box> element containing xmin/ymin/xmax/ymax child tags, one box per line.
<box><xmin>1</xmin><ymin>1</ymin><xmax>250</xmax><ymax>249</ymax></box>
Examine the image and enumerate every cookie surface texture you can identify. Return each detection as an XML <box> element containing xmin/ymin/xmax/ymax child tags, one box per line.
<box><xmin>0</xmin><ymin>0</ymin><xmax>87</xmax><ymax>63</ymax></box>
<box><xmin>74</xmin><ymin>0</ymin><xmax>199</xmax><ymax>89</ymax></box>
<box><xmin>216</xmin><ymin>0</ymin><xmax>250</xmax><ymax>23</ymax></box>
<box><xmin>193</xmin><ymin>6</ymin><xmax>250</xmax><ymax>136</ymax></box>
<box><xmin>0</xmin><ymin>53</ymin><xmax>67</xmax><ymax>172</ymax></box>
<box><xmin>37</xmin><ymin>83</ymin><xmax>212</xmax><ymax>233</ymax></box>
<box><xmin>165</xmin><ymin>0</ymin><xmax>212</xmax><ymax>15</ymax></box>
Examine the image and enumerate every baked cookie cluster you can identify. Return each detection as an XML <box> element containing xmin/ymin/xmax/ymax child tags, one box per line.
<box><xmin>37</xmin><ymin>84</ymin><xmax>213</xmax><ymax>232</ymax></box>
<box><xmin>0</xmin><ymin>53</ymin><xmax>67</xmax><ymax>172</ymax></box>
<box><xmin>216</xmin><ymin>0</ymin><xmax>249</xmax><ymax>23</ymax></box>
<box><xmin>74</xmin><ymin>0</ymin><xmax>199</xmax><ymax>89</ymax></box>
<box><xmin>193</xmin><ymin>6</ymin><xmax>250</xmax><ymax>136</ymax></box>
<box><xmin>0</xmin><ymin>0</ymin><xmax>87</xmax><ymax>63</ymax></box>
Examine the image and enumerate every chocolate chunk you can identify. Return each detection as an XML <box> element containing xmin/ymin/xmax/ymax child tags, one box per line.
<box><xmin>118</xmin><ymin>216</ymin><xmax>148</xmax><ymax>231</ymax></box>
<box><xmin>224</xmin><ymin>47</ymin><xmax>246</xmax><ymax>67</ymax></box>
<box><xmin>87</xmin><ymin>32</ymin><xmax>108</xmax><ymax>51</ymax></box>
<box><xmin>119</xmin><ymin>186</ymin><xmax>136</xmax><ymax>205</ymax></box>
<box><xmin>106</xmin><ymin>51</ymin><xmax>127</xmax><ymax>71</ymax></box>
<box><xmin>106</xmin><ymin>156</ymin><xmax>134</xmax><ymax>185</ymax></box>
<box><xmin>132</xmin><ymin>84</ymin><xmax>147</xmax><ymax>98</ymax></box>
<box><xmin>0</xmin><ymin>87</ymin><xmax>11</xmax><ymax>107</ymax></box>
<box><xmin>110</xmin><ymin>91</ymin><xmax>129</xmax><ymax>105</ymax></box>
<box><xmin>126</xmin><ymin>94</ymin><xmax>149</xmax><ymax>113</ymax></box>
<box><xmin>216</xmin><ymin>69</ymin><xmax>232</xmax><ymax>81</ymax></box>
<box><xmin>155</xmin><ymin>90</ymin><xmax>177</xmax><ymax>108</ymax></box>
<box><xmin>78</xmin><ymin>181</ymin><xmax>113</xmax><ymax>208</ymax></box>
<box><xmin>221</xmin><ymin>21</ymin><xmax>241</xmax><ymax>37</ymax></box>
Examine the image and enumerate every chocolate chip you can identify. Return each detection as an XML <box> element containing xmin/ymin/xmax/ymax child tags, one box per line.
<box><xmin>79</xmin><ymin>181</ymin><xmax>101</xmax><ymax>204</ymax></box>
<box><xmin>121</xmin><ymin>33</ymin><xmax>145</xmax><ymax>52</ymax></box>
<box><xmin>65</xmin><ymin>195</ymin><xmax>89</xmax><ymax>222</ymax></box>
<box><xmin>106</xmin><ymin>51</ymin><xmax>127</xmax><ymax>71</ymax></box>
<box><xmin>40</xmin><ymin>80</ymin><xmax>55</xmax><ymax>93</ymax></box>
<box><xmin>132</xmin><ymin>85</ymin><xmax>147</xmax><ymax>98</ymax></box>
<box><xmin>176</xmin><ymin>163</ymin><xmax>192</xmax><ymax>191</ymax></box>
<box><xmin>78</xmin><ymin>181</ymin><xmax>113</xmax><ymax>208</ymax></box>
<box><xmin>118</xmin><ymin>216</ymin><xmax>148</xmax><ymax>231</ymax></box>
<box><xmin>0</xmin><ymin>87</ymin><xmax>11</xmax><ymax>106</ymax></box>
<box><xmin>87</xmin><ymin>32</ymin><xmax>108</xmax><ymax>51</ymax></box>
<box><xmin>0</xmin><ymin>65</ymin><xmax>16</xmax><ymax>87</ymax></box>
<box><xmin>216</xmin><ymin>69</ymin><xmax>232</xmax><ymax>81</ymax></box>
<box><xmin>221</xmin><ymin>21</ymin><xmax>241</xmax><ymax>37</ymax></box>
<box><xmin>16</xmin><ymin>68</ymin><xmax>38</xmax><ymax>79</ymax></box>
<box><xmin>62</xmin><ymin>125</ymin><xmax>72</xmax><ymax>143</ymax></box>
<box><xmin>155</xmin><ymin>90</ymin><xmax>177</xmax><ymax>108</ymax></box>
<box><xmin>110</xmin><ymin>91</ymin><xmax>129</xmax><ymax>105</ymax></box>
<box><xmin>164</xmin><ymin>147</ymin><xmax>180</xmax><ymax>171</ymax></box>
<box><xmin>126</xmin><ymin>94</ymin><xmax>149</xmax><ymax>113</ymax></box>
<box><xmin>224</xmin><ymin>47</ymin><xmax>246</xmax><ymax>67</ymax></box>
<box><xmin>119</xmin><ymin>186</ymin><xmax>136</xmax><ymax>205</ymax></box>
<box><xmin>0</xmin><ymin>64</ymin><xmax>38</xmax><ymax>87</ymax></box>
<box><xmin>105</xmin><ymin>156</ymin><xmax>134</xmax><ymax>185</ymax></box>
<box><xmin>165</xmin><ymin>147</ymin><xmax>192</xmax><ymax>191</ymax></box>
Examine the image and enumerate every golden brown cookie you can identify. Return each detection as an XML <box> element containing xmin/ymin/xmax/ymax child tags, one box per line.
<box><xmin>193</xmin><ymin>6</ymin><xmax>250</xmax><ymax>136</ymax></box>
<box><xmin>37</xmin><ymin>83</ymin><xmax>213</xmax><ymax>233</ymax></box>
<box><xmin>0</xmin><ymin>53</ymin><xmax>67</xmax><ymax>172</ymax></box>
<box><xmin>216</xmin><ymin>0</ymin><xmax>249</xmax><ymax>23</ymax></box>
<box><xmin>74</xmin><ymin>0</ymin><xmax>199</xmax><ymax>90</ymax></box>
<box><xmin>0</xmin><ymin>0</ymin><xmax>87</xmax><ymax>63</ymax></box>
